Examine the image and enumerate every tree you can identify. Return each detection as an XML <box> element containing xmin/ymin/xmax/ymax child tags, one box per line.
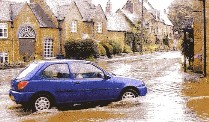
<box><xmin>168</xmin><ymin>0</ymin><xmax>193</xmax><ymax>32</ymax></box>
<box><xmin>131</xmin><ymin>21</ymin><xmax>148</xmax><ymax>52</ymax></box>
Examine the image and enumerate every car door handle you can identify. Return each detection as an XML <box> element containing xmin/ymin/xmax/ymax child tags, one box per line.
<box><xmin>74</xmin><ymin>81</ymin><xmax>81</xmax><ymax>84</ymax></box>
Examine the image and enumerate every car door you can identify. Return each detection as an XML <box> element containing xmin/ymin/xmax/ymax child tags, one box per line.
<box><xmin>69</xmin><ymin>62</ymin><xmax>118</xmax><ymax>102</ymax></box>
<box><xmin>40</xmin><ymin>63</ymin><xmax>83</xmax><ymax>103</ymax></box>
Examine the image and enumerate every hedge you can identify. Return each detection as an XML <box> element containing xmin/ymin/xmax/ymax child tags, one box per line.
<box><xmin>100</xmin><ymin>41</ymin><xmax>113</xmax><ymax>58</ymax></box>
<box><xmin>109</xmin><ymin>40</ymin><xmax>124</xmax><ymax>54</ymax></box>
<box><xmin>97</xmin><ymin>43</ymin><xmax>106</xmax><ymax>56</ymax></box>
<box><xmin>123</xmin><ymin>44</ymin><xmax>133</xmax><ymax>53</ymax></box>
<box><xmin>64</xmin><ymin>39</ymin><xmax>99</xmax><ymax>59</ymax></box>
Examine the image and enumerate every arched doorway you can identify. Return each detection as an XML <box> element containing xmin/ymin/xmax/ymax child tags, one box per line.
<box><xmin>18</xmin><ymin>26</ymin><xmax>36</xmax><ymax>62</ymax></box>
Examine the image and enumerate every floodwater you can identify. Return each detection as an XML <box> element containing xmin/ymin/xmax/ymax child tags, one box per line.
<box><xmin>0</xmin><ymin>51</ymin><xmax>206</xmax><ymax>121</ymax></box>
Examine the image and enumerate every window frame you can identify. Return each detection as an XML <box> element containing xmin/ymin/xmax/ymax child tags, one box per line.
<box><xmin>71</xmin><ymin>20</ymin><xmax>77</xmax><ymax>33</ymax></box>
<box><xmin>69</xmin><ymin>62</ymin><xmax>105</xmax><ymax>80</ymax></box>
<box><xmin>96</xmin><ymin>22</ymin><xmax>103</xmax><ymax>33</ymax></box>
<box><xmin>43</xmin><ymin>38</ymin><xmax>54</xmax><ymax>59</ymax></box>
<box><xmin>0</xmin><ymin>52</ymin><xmax>8</xmax><ymax>63</ymax></box>
<box><xmin>0</xmin><ymin>23</ymin><xmax>8</xmax><ymax>39</ymax></box>
<box><xmin>41</xmin><ymin>63</ymin><xmax>70</xmax><ymax>79</ymax></box>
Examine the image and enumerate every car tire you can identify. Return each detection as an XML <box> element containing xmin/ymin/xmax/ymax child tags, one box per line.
<box><xmin>120</xmin><ymin>89</ymin><xmax>138</xmax><ymax>100</ymax></box>
<box><xmin>32</xmin><ymin>94</ymin><xmax>53</xmax><ymax>112</ymax></box>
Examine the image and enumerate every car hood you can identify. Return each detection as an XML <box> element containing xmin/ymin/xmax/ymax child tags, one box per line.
<box><xmin>112</xmin><ymin>76</ymin><xmax>145</xmax><ymax>87</ymax></box>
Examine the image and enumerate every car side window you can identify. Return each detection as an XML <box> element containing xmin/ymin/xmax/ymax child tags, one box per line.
<box><xmin>42</xmin><ymin>63</ymin><xmax>70</xmax><ymax>79</ymax></box>
<box><xmin>70</xmin><ymin>62</ymin><xmax>104</xmax><ymax>79</ymax></box>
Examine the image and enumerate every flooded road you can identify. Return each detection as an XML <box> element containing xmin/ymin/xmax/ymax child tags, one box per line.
<box><xmin>0</xmin><ymin>51</ymin><xmax>205</xmax><ymax>121</ymax></box>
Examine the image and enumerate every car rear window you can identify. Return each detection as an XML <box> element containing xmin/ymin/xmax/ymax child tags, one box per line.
<box><xmin>16</xmin><ymin>63</ymin><xmax>39</xmax><ymax>79</ymax></box>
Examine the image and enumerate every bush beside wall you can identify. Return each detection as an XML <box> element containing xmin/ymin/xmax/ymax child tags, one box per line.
<box><xmin>97</xmin><ymin>43</ymin><xmax>106</xmax><ymax>56</ymax></box>
<box><xmin>100</xmin><ymin>41</ymin><xmax>113</xmax><ymax>58</ymax></box>
<box><xmin>64</xmin><ymin>39</ymin><xmax>99</xmax><ymax>59</ymax></box>
<box><xmin>109</xmin><ymin>40</ymin><xmax>124</xmax><ymax>54</ymax></box>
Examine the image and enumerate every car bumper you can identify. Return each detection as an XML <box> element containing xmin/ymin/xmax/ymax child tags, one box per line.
<box><xmin>9</xmin><ymin>90</ymin><xmax>34</xmax><ymax>104</ymax></box>
<box><xmin>137</xmin><ymin>86</ymin><xmax>147</xmax><ymax>96</ymax></box>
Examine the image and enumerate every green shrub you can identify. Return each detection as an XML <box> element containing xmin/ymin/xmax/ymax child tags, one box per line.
<box><xmin>100</xmin><ymin>41</ymin><xmax>113</xmax><ymax>58</ymax></box>
<box><xmin>123</xmin><ymin>44</ymin><xmax>133</xmax><ymax>53</ymax></box>
<box><xmin>97</xmin><ymin>43</ymin><xmax>106</xmax><ymax>56</ymax></box>
<box><xmin>109</xmin><ymin>40</ymin><xmax>124</xmax><ymax>54</ymax></box>
<box><xmin>64</xmin><ymin>39</ymin><xmax>99</xmax><ymax>59</ymax></box>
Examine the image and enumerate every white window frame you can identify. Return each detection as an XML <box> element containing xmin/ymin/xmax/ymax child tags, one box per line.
<box><xmin>18</xmin><ymin>26</ymin><xmax>36</xmax><ymax>39</ymax></box>
<box><xmin>71</xmin><ymin>21</ymin><xmax>77</xmax><ymax>33</ymax></box>
<box><xmin>97</xmin><ymin>22</ymin><xmax>102</xmax><ymax>33</ymax></box>
<box><xmin>0</xmin><ymin>52</ymin><xmax>8</xmax><ymax>63</ymax></box>
<box><xmin>0</xmin><ymin>23</ymin><xmax>8</xmax><ymax>39</ymax></box>
<box><xmin>43</xmin><ymin>38</ymin><xmax>53</xmax><ymax>58</ymax></box>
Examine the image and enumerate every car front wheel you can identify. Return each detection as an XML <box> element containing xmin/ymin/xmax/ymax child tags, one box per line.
<box><xmin>33</xmin><ymin>94</ymin><xmax>52</xmax><ymax>111</ymax></box>
<box><xmin>120</xmin><ymin>89</ymin><xmax>138</xmax><ymax>100</ymax></box>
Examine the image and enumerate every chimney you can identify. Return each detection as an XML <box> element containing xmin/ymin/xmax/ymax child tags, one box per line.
<box><xmin>105</xmin><ymin>0</ymin><xmax>112</xmax><ymax>15</ymax></box>
<box><xmin>125</xmin><ymin>0</ymin><xmax>133</xmax><ymax>13</ymax></box>
<box><xmin>164</xmin><ymin>9</ymin><xmax>167</xmax><ymax>14</ymax></box>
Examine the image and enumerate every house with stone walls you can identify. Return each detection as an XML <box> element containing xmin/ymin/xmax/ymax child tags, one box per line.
<box><xmin>114</xmin><ymin>0</ymin><xmax>163</xmax><ymax>51</ymax></box>
<box><xmin>105</xmin><ymin>0</ymin><xmax>132</xmax><ymax>51</ymax></box>
<box><xmin>56</xmin><ymin>0</ymin><xmax>108</xmax><ymax>54</ymax></box>
<box><xmin>192</xmin><ymin>0</ymin><xmax>205</xmax><ymax>74</ymax></box>
<box><xmin>0</xmin><ymin>0</ymin><xmax>59</xmax><ymax>64</ymax></box>
<box><xmin>106</xmin><ymin>13</ymin><xmax>132</xmax><ymax>50</ymax></box>
<box><xmin>0</xmin><ymin>0</ymin><xmax>108</xmax><ymax>64</ymax></box>
<box><xmin>0</xmin><ymin>0</ymin><xmax>174</xmax><ymax>65</ymax></box>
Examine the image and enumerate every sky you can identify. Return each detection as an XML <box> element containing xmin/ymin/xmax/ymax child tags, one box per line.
<box><xmin>6</xmin><ymin>0</ymin><xmax>174</xmax><ymax>13</ymax></box>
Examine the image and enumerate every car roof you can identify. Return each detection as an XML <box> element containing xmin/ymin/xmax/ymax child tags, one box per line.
<box><xmin>33</xmin><ymin>59</ymin><xmax>90</xmax><ymax>64</ymax></box>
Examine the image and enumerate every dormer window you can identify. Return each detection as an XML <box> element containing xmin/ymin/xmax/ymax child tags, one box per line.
<box><xmin>97</xmin><ymin>22</ymin><xmax>102</xmax><ymax>33</ymax></box>
<box><xmin>71</xmin><ymin>21</ymin><xmax>77</xmax><ymax>33</ymax></box>
<box><xmin>0</xmin><ymin>23</ymin><xmax>8</xmax><ymax>39</ymax></box>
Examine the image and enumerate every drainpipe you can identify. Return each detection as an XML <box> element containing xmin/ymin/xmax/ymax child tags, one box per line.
<box><xmin>11</xmin><ymin>22</ymin><xmax>14</xmax><ymax>64</ymax></box>
<box><xmin>10</xmin><ymin>4</ymin><xmax>14</xmax><ymax>64</ymax></box>
<box><xmin>58</xmin><ymin>19</ymin><xmax>64</xmax><ymax>58</ymax></box>
<box><xmin>203</xmin><ymin>0</ymin><xmax>206</xmax><ymax>76</ymax></box>
<box><xmin>140</xmin><ymin>0</ymin><xmax>144</xmax><ymax>53</ymax></box>
<box><xmin>92</xmin><ymin>21</ymin><xmax>95</xmax><ymax>39</ymax></box>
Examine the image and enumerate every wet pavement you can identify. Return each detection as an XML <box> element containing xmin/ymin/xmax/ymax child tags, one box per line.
<box><xmin>0</xmin><ymin>51</ymin><xmax>206</xmax><ymax>121</ymax></box>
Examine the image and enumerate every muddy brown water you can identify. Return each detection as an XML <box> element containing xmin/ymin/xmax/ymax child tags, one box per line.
<box><xmin>0</xmin><ymin>51</ymin><xmax>207</xmax><ymax>121</ymax></box>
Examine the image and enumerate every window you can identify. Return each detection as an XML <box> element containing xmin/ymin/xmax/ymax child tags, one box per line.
<box><xmin>149</xmin><ymin>26</ymin><xmax>152</xmax><ymax>33</ymax></box>
<box><xmin>43</xmin><ymin>39</ymin><xmax>53</xmax><ymax>58</ymax></box>
<box><xmin>70</xmin><ymin>62</ymin><xmax>104</xmax><ymax>79</ymax></box>
<box><xmin>97</xmin><ymin>22</ymin><xmax>102</xmax><ymax>33</ymax></box>
<box><xmin>71</xmin><ymin>21</ymin><xmax>77</xmax><ymax>33</ymax></box>
<box><xmin>16</xmin><ymin>62</ymin><xmax>39</xmax><ymax>79</ymax></box>
<box><xmin>18</xmin><ymin>26</ymin><xmax>35</xmax><ymax>39</ymax></box>
<box><xmin>0</xmin><ymin>52</ymin><xmax>8</xmax><ymax>63</ymax></box>
<box><xmin>42</xmin><ymin>64</ymin><xmax>70</xmax><ymax>79</ymax></box>
<box><xmin>0</xmin><ymin>23</ymin><xmax>8</xmax><ymax>38</ymax></box>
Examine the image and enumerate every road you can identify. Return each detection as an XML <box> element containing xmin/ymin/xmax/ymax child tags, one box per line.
<box><xmin>0</xmin><ymin>51</ymin><xmax>204</xmax><ymax>122</ymax></box>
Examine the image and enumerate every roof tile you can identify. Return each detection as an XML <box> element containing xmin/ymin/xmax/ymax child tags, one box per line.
<box><xmin>29</xmin><ymin>3</ymin><xmax>56</xmax><ymax>28</ymax></box>
<box><xmin>107</xmin><ymin>13</ymin><xmax>131</xmax><ymax>32</ymax></box>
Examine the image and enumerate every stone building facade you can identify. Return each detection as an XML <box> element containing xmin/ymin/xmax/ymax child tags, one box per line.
<box><xmin>0</xmin><ymin>0</ymin><xmax>59</xmax><ymax>64</ymax></box>
<box><xmin>192</xmin><ymin>0</ymin><xmax>209</xmax><ymax>75</ymax></box>
<box><xmin>0</xmin><ymin>0</ymin><xmax>174</xmax><ymax>64</ymax></box>
<box><xmin>192</xmin><ymin>0</ymin><xmax>204</xmax><ymax>73</ymax></box>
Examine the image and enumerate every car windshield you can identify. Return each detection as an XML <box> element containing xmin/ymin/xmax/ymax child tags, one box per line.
<box><xmin>16</xmin><ymin>62</ymin><xmax>39</xmax><ymax>79</ymax></box>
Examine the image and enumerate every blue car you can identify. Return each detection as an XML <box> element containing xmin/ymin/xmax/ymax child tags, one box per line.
<box><xmin>9</xmin><ymin>60</ymin><xmax>147</xmax><ymax>111</ymax></box>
